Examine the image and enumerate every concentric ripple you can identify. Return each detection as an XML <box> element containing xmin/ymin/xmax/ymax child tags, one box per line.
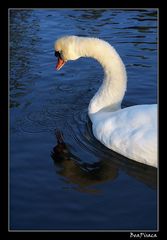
<box><xmin>12</xmin><ymin>96</ymin><xmax>157</xmax><ymax>190</ymax></box>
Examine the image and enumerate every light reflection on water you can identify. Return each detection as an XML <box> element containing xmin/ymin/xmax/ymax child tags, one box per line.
<box><xmin>10</xmin><ymin>9</ymin><xmax>157</xmax><ymax>230</ymax></box>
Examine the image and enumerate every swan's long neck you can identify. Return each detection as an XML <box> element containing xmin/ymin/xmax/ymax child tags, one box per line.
<box><xmin>77</xmin><ymin>38</ymin><xmax>127</xmax><ymax>120</ymax></box>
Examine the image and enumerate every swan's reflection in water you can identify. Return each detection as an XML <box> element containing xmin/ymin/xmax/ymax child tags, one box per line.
<box><xmin>51</xmin><ymin>129</ymin><xmax>157</xmax><ymax>194</ymax></box>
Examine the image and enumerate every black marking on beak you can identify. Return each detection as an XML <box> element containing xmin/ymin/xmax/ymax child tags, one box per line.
<box><xmin>55</xmin><ymin>51</ymin><xmax>61</xmax><ymax>58</ymax></box>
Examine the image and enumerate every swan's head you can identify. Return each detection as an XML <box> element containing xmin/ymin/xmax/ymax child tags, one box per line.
<box><xmin>54</xmin><ymin>36</ymin><xmax>81</xmax><ymax>70</ymax></box>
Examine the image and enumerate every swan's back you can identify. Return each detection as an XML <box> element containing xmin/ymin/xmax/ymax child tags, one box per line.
<box><xmin>92</xmin><ymin>104</ymin><xmax>157</xmax><ymax>167</ymax></box>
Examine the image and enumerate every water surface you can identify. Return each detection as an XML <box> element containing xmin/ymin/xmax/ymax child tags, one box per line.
<box><xmin>10</xmin><ymin>9</ymin><xmax>158</xmax><ymax>230</ymax></box>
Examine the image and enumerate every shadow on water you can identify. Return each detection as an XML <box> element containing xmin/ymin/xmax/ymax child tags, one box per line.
<box><xmin>51</xmin><ymin>128</ymin><xmax>157</xmax><ymax>194</ymax></box>
<box><xmin>51</xmin><ymin>129</ymin><xmax>118</xmax><ymax>194</ymax></box>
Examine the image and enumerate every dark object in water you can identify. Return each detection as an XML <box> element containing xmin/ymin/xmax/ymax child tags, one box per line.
<box><xmin>51</xmin><ymin>129</ymin><xmax>71</xmax><ymax>161</ymax></box>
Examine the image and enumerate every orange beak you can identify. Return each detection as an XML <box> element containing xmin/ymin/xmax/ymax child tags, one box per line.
<box><xmin>56</xmin><ymin>57</ymin><xmax>66</xmax><ymax>71</ymax></box>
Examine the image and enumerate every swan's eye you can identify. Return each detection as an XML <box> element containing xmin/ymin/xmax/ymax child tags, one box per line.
<box><xmin>55</xmin><ymin>51</ymin><xmax>61</xmax><ymax>58</ymax></box>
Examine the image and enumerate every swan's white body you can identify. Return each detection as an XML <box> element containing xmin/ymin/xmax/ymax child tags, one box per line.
<box><xmin>55</xmin><ymin>36</ymin><xmax>158</xmax><ymax>168</ymax></box>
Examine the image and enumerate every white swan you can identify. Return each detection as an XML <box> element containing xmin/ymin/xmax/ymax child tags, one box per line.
<box><xmin>54</xmin><ymin>36</ymin><xmax>157</xmax><ymax>168</ymax></box>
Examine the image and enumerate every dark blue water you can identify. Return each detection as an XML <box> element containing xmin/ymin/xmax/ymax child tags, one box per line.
<box><xmin>10</xmin><ymin>9</ymin><xmax>158</xmax><ymax>231</ymax></box>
